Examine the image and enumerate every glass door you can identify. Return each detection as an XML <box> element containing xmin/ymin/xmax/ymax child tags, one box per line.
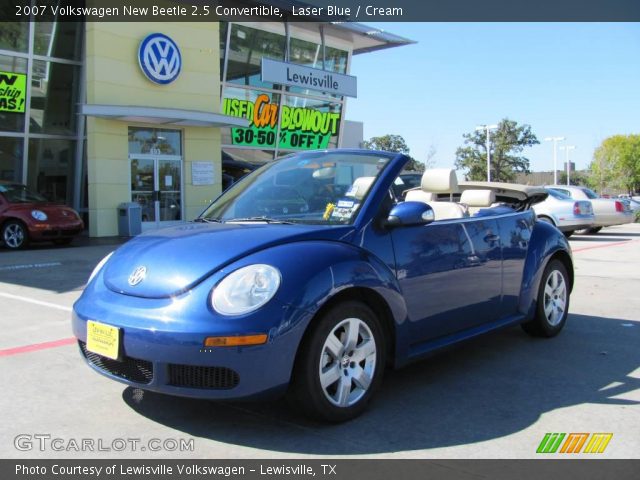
<box><xmin>157</xmin><ymin>159</ymin><xmax>181</xmax><ymax>222</ymax></box>
<box><xmin>128</xmin><ymin>127</ymin><xmax>183</xmax><ymax>230</ymax></box>
<box><xmin>131</xmin><ymin>158</ymin><xmax>156</xmax><ymax>222</ymax></box>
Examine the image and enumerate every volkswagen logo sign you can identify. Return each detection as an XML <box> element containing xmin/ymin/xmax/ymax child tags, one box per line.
<box><xmin>138</xmin><ymin>33</ymin><xmax>181</xmax><ymax>85</ymax></box>
<box><xmin>128</xmin><ymin>266</ymin><xmax>147</xmax><ymax>286</ymax></box>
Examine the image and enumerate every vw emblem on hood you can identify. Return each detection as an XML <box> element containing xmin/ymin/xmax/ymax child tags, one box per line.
<box><xmin>128</xmin><ymin>266</ymin><xmax>147</xmax><ymax>286</ymax></box>
<box><xmin>138</xmin><ymin>33</ymin><xmax>181</xmax><ymax>85</ymax></box>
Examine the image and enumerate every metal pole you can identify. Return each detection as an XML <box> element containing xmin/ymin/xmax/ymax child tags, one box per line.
<box><xmin>553</xmin><ymin>140</ymin><xmax>558</xmax><ymax>185</ymax></box>
<box><xmin>486</xmin><ymin>126</ymin><xmax>491</xmax><ymax>182</ymax></box>
<box><xmin>566</xmin><ymin>147</ymin><xmax>570</xmax><ymax>185</ymax></box>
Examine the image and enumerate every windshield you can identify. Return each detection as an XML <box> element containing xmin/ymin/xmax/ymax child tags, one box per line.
<box><xmin>580</xmin><ymin>187</ymin><xmax>599</xmax><ymax>199</ymax></box>
<box><xmin>201</xmin><ymin>151</ymin><xmax>394</xmax><ymax>225</ymax></box>
<box><xmin>0</xmin><ymin>184</ymin><xmax>47</xmax><ymax>203</ymax></box>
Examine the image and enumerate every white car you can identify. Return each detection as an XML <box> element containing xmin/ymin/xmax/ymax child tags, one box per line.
<box><xmin>533</xmin><ymin>189</ymin><xmax>595</xmax><ymax>237</ymax></box>
<box><xmin>548</xmin><ymin>185</ymin><xmax>634</xmax><ymax>233</ymax></box>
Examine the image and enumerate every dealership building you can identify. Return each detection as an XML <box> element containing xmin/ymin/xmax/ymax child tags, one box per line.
<box><xmin>0</xmin><ymin>7</ymin><xmax>412</xmax><ymax>236</ymax></box>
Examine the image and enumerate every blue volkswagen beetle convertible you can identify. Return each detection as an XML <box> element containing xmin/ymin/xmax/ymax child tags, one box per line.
<box><xmin>73</xmin><ymin>150</ymin><xmax>573</xmax><ymax>422</ymax></box>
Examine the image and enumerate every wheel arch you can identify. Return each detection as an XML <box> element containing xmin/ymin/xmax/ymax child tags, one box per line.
<box><xmin>296</xmin><ymin>286</ymin><xmax>398</xmax><ymax>370</ymax></box>
<box><xmin>519</xmin><ymin>221</ymin><xmax>574</xmax><ymax>319</ymax></box>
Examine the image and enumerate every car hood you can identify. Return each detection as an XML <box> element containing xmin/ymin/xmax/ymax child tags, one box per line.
<box><xmin>103</xmin><ymin>222</ymin><xmax>355</xmax><ymax>298</ymax></box>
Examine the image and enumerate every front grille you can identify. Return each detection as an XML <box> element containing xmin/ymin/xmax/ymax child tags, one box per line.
<box><xmin>168</xmin><ymin>364</ymin><xmax>239</xmax><ymax>390</ymax></box>
<box><xmin>79</xmin><ymin>341</ymin><xmax>153</xmax><ymax>384</ymax></box>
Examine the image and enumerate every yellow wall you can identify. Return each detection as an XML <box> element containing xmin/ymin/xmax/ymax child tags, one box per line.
<box><xmin>85</xmin><ymin>22</ymin><xmax>221</xmax><ymax>236</ymax></box>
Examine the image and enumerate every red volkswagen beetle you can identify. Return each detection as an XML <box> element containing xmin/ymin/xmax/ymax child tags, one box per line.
<box><xmin>0</xmin><ymin>181</ymin><xmax>84</xmax><ymax>250</ymax></box>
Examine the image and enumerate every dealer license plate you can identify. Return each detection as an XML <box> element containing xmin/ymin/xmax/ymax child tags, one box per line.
<box><xmin>86</xmin><ymin>320</ymin><xmax>120</xmax><ymax>360</ymax></box>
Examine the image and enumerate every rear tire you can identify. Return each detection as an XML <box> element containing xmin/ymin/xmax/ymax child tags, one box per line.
<box><xmin>522</xmin><ymin>259</ymin><xmax>570</xmax><ymax>338</ymax></box>
<box><xmin>289</xmin><ymin>301</ymin><xmax>386</xmax><ymax>422</ymax></box>
<box><xmin>577</xmin><ymin>226</ymin><xmax>602</xmax><ymax>235</ymax></box>
<box><xmin>2</xmin><ymin>220</ymin><xmax>29</xmax><ymax>250</ymax></box>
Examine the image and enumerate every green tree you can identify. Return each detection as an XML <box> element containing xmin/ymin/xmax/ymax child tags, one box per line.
<box><xmin>363</xmin><ymin>134</ymin><xmax>425</xmax><ymax>172</ymax></box>
<box><xmin>455</xmin><ymin>118</ymin><xmax>539</xmax><ymax>182</ymax></box>
<box><xmin>589</xmin><ymin>135</ymin><xmax>640</xmax><ymax>194</ymax></box>
<box><xmin>559</xmin><ymin>170</ymin><xmax>590</xmax><ymax>187</ymax></box>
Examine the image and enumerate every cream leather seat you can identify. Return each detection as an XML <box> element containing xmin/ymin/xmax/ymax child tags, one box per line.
<box><xmin>460</xmin><ymin>189</ymin><xmax>497</xmax><ymax>215</ymax></box>
<box><xmin>348</xmin><ymin>176</ymin><xmax>376</xmax><ymax>201</ymax></box>
<box><xmin>404</xmin><ymin>169</ymin><xmax>466</xmax><ymax>221</ymax></box>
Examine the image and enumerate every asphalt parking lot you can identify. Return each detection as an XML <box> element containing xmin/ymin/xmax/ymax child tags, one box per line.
<box><xmin>0</xmin><ymin>224</ymin><xmax>639</xmax><ymax>459</ymax></box>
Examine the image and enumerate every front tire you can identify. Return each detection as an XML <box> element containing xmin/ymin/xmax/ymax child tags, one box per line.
<box><xmin>522</xmin><ymin>259</ymin><xmax>570</xmax><ymax>337</ymax></box>
<box><xmin>2</xmin><ymin>220</ymin><xmax>28</xmax><ymax>250</ymax></box>
<box><xmin>290</xmin><ymin>301</ymin><xmax>386</xmax><ymax>422</ymax></box>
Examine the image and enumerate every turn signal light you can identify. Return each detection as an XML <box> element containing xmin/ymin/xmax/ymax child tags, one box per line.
<box><xmin>204</xmin><ymin>334</ymin><xmax>268</xmax><ymax>347</ymax></box>
<box><xmin>614</xmin><ymin>201</ymin><xmax>624</xmax><ymax>213</ymax></box>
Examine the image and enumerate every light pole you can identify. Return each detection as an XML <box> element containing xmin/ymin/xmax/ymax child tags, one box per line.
<box><xmin>476</xmin><ymin>124</ymin><xmax>498</xmax><ymax>182</ymax></box>
<box><xmin>560</xmin><ymin>145</ymin><xmax>576</xmax><ymax>185</ymax></box>
<box><xmin>544</xmin><ymin>136</ymin><xmax>565</xmax><ymax>184</ymax></box>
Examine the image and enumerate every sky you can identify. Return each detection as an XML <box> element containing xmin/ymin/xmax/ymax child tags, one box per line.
<box><xmin>347</xmin><ymin>23</ymin><xmax>640</xmax><ymax>174</ymax></box>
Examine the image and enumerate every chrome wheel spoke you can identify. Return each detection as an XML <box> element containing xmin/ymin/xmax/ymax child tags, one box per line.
<box><xmin>344</xmin><ymin>319</ymin><xmax>360</xmax><ymax>352</ymax></box>
<box><xmin>320</xmin><ymin>364</ymin><xmax>341</xmax><ymax>389</ymax></box>
<box><xmin>352</xmin><ymin>366</ymin><xmax>372</xmax><ymax>390</ymax></box>
<box><xmin>545</xmin><ymin>284</ymin><xmax>554</xmax><ymax>298</ymax></box>
<box><xmin>324</xmin><ymin>333</ymin><xmax>343</xmax><ymax>359</ymax></box>
<box><xmin>335</xmin><ymin>376</ymin><xmax>352</xmax><ymax>407</ymax></box>
<box><xmin>544</xmin><ymin>301</ymin><xmax>554</xmax><ymax>319</ymax></box>
<box><xmin>351</xmin><ymin>339</ymin><xmax>375</xmax><ymax>363</ymax></box>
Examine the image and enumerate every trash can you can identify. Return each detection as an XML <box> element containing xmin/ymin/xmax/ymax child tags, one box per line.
<box><xmin>117</xmin><ymin>202</ymin><xmax>142</xmax><ymax>236</ymax></box>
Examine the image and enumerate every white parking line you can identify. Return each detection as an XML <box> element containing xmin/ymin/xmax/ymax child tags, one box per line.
<box><xmin>0</xmin><ymin>292</ymin><xmax>72</xmax><ymax>312</ymax></box>
<box><xmin>0</xmin><ymin>262</ymin><xmax>62</xmax><ymax>272</ymax></box>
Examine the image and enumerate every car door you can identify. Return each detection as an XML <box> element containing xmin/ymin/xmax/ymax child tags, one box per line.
<box><xmin>390</xmin><ymin>216</ymin><xmax>503</xmax><ymax>344</ymax></box>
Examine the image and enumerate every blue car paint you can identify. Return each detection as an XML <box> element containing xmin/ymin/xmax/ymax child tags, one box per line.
<box><xmin>73</xmin><ymin>149</ymin><xmax>572</xmax><ymax>399</ymax></box>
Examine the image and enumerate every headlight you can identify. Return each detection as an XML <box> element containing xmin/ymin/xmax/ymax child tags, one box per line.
<box><xmin>211</xmin><ymin>264</ymin><xmax>281</xmax><ymax>316</ymax></box>
<box><xmin>88</xmin><ymin>251</ymin><xmax>114</xmax><ymax>284</ymax></box>
<box><xmin>31</xmin><ymin>210</ymin><xmax>47</xmax><ymax>221</ymax></box>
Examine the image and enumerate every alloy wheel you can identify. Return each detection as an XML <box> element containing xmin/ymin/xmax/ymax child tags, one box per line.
<box><xmin>319</xmin><ymin>317</ymin><xmax>377</xmax><ymax>407</ymax></box>
<box><xmin>543</xmin><ymin>269</ymin><xmax>567</xmax><ymax>326</ymax></box>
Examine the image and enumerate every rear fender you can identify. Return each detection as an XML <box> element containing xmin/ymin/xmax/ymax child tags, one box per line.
<box><xmin>519</xmin><ymin>221</ymin><xmax>573</xmax><ymax>320</ymax></box>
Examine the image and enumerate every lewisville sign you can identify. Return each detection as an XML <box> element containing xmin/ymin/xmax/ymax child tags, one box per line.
<box><xmin>222</xmin><ymin>94</ymin><xmax>341</xmax><ymax>150</ymax></box>
<box><xmin>261</xmin><ymin>58</ymin><xmax>357</xmax><ymax>98</ymax></box>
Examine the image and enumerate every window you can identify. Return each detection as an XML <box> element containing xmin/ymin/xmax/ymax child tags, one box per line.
<box><xmin>34</xmin><ymin>22</ymin><xmax>82</xmax><ymax>60</ymax></box>
<box><xmin>226</xmin><ymin>24</ymin><xmax>285</xmax><ymax>88</ymax></box>
<box><xmin>0</xmin><ymin>137</ymin><xmax>23</xmax><ymax>182</ymax></box>
<box><xmin>30</xmin><ymin>60</ymin><xmax>80</xmax><ymax>135</ymax></box>
<box><xmin>27</xmin><ymin>138</ymin><xmax>75</xmax><ymax>204</ymax></box>
<box><xmin>0</xmin><ymin>23</ymin><xmax>28</xmax><ymax>53</ymax></box>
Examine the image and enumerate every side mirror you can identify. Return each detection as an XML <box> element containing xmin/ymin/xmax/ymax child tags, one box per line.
<box><xmin>385</xmin><ymin>201</ymin><xmax>435</xmax><ymax>228</ymax></box>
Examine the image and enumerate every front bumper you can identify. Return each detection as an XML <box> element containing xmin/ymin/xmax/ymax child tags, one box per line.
<box><xmin>72</xmin><ymin>285</ymin><xmax>306</xmax><ymax>400</ymax></box>
<box><xmin>28</xmin><ymin>220</ymin><xmax>83</xmax><ymax>241</ymax></box>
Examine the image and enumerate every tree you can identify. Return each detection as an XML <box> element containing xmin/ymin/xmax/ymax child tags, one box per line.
<box><xmin>589</xmin><ymin>135</ymin><xmax>640</xmax><ymax>195</ymax></box>
<box><xmin>559</xmin><ymin>170</ymin><xmax>590</xmax><ymax>187</ymax></box>
<box><xmin>363</xmin><ymin>134</ymin><xmax>425</xmax><ymax>172</ymax></box>
<box><xmin>455</xmin><ymin>118</ymin><xmax>539</xmax><ymax>182</ymax></box>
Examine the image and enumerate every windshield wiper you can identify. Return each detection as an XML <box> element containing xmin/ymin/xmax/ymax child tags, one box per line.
<box><xmin>225</xmin><ymin>216</ymin><xmax>296</xmax><ymax>225</ymax></box>
<box><xmin>193</xmin><ymin>217</ymin><xmax>223</xmax><ymax>223</ymax></box>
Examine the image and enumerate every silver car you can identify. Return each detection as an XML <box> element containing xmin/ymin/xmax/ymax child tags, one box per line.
<box><xmin>534</xmin><ymin>188</ymin><xmax>594</xmax><ymax>237</ymax></box>
<box><xmin>548</xmin><ymin>185</ymin><xmax>634</xmax><ymax>233</ymax></box>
